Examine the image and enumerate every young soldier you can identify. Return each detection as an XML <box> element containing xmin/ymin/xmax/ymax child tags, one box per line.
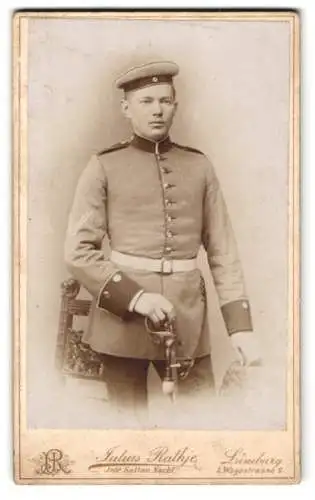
<box><xmin>65</xmin><ymin>61</ymin><xmax>260</xmax><ymax>418</ymax></box>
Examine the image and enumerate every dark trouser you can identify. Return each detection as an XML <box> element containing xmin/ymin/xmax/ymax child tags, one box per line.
<box><xmin>100</xmin><ymin>354</ymin><xmax>214</xmax><ymax>423</ymax></box>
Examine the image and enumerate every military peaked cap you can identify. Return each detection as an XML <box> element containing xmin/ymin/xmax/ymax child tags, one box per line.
<box><xmin>115</xmin><ymin>60</ymin><xmax>179</xmax><ymax>92</ymax></box>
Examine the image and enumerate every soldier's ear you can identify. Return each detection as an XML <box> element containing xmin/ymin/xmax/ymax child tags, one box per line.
<box><xmin>120</xmin><ymin>98</ymin><xmax>131</xmax><ymax>119</ymax></box>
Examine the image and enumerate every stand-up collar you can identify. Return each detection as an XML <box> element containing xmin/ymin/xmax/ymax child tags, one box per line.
<box><xmin>131</xmin><ymin>134</ymin><xmax>173</xmax><ymax>154</ymax></box>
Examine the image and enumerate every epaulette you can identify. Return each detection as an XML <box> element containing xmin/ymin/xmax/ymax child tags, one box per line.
<box><xmin>172</xmin><ymin>142</ymin><xmax>204</xmax><ymax>155</ymax></box>
<box><xmin>97</xmin><ymin>139</ymin><xmax>131</xmax><ymax>156</ymax></box>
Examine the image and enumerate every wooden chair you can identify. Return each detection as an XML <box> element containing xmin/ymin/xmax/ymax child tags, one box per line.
<box><xmin>55</xmin><ymin>278</ymin><xmax>106</xmax><ymax>381</ymax></box>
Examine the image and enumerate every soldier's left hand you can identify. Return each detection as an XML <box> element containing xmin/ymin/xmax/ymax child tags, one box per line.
<box><xmin>230</xmin><ymin>331</ymin><xmax>262</xmax><ymax>367</ymax></box>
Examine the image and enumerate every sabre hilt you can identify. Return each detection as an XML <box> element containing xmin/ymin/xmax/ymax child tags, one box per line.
<box><xmin>144</xmin><ymin>318</ymin><xmax>194</xmax><ymax>400</ymax></box>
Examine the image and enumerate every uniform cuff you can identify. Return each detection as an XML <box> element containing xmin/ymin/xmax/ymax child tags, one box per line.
<box><xmin>221</xmin><ymin>299</ymin><xmax>253</xmax><ymax>336</ymax></box>
<box><xmin>97</xmin><ymin>271</ymin><xmax>143</xmax><ymax>319</ymax></box>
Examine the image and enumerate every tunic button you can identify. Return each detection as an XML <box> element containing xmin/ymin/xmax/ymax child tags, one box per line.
<box><xmin>162</xmin><ymin>166</ymin><xmax>171</xmax><ymax>174</ymax></box>
<box><xmin>112</xmin><ymin>273</ymin><xmax>122</xmax><ymax>283</ymax></box>
<box><xmin>163</xmin><ymin>183</ymin><xmax>172</xmax><ymax>189</ymax></box>
<box><xmin>242</xmin><ymin>301</ymin><xmax>249</xmax><ymax>310</ymax></box>
<box><xmin>103</xmin><ymin>290</ymin><xmax>110</xmax><ymax>298</ymax></box>
<box><xmin>165</xmin><ymin>246</ymin><xmax>172</xmax><ymax>253</ymax></box>
<box><xmin>166</xmin><ymin>215</ymin><xmax>173</xmax><ymax>222</ymax></box>
<box><xmin>165</xmin><ymin>199</ymin><xmax>175</xmax><ymax>207</ymax></box>
<box><xmin>166</xmin><ymin>230</ymin><xmax>174</xmax><ymax>238</ymax></box>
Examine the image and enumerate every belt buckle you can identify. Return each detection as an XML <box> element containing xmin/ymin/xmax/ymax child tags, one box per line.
<box><xmin>161</xmin><ymin>258</ymin><xmax>173</xmax><ymax>275</ymax></box>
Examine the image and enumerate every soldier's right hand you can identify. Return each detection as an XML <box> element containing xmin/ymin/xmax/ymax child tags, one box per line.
<box><xmin>134</xmin><ymin>292</ymin><xmax>175</xmax><ymax>326</ymax></box>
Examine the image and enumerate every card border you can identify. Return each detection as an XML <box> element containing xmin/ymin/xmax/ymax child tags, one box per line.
<box><xmin>13</xmin><ymin>9</ymin><xmax>300</xmax><ymax>485</ymax></box>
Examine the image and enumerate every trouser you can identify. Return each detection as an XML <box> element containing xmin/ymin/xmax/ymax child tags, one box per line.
<box><xmin>100</xmin><ymin>353</ymin><xmax>215</xmax><ymax>423</ymax></box>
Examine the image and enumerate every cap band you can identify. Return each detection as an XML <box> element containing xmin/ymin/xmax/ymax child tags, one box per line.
<box><xmin>121</xmin><ymin>74</ymin><xmax>173</xmax><ymax>92</ymax></box>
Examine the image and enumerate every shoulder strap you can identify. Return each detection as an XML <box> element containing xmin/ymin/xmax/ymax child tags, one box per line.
<box><xmin>172</xmin><ymin>142</ymin><xmax>204</xmax><ymax>155</ymax></box>
<box><xmin>97</xmin><ymin>139</ymin><xmax>131</xmax><ymax>156</ymax></box>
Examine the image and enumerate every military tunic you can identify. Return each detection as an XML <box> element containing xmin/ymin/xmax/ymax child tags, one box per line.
<box><xmin>65</xmin><ymin>134</ymin><xmax>252</xmax><ymax>360</ymax></box>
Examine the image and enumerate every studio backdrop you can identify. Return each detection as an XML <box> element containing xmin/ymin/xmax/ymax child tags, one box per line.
<box><xmin>26</xmin><ymin>18</ymin><xmax>290</xmax><ymax>429</ymax></box>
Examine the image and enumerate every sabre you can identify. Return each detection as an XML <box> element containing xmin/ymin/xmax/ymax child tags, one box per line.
<box><xmin>144</xmin><ymin>317</ymin><xmax>194</xmax><ymax>401</ymax></box>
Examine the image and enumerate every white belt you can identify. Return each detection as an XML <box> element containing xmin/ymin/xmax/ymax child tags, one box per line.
<box><xmin>110</xmin><ymin>250</ymin><xmax>197</xmax><ymax>274</ymax></box>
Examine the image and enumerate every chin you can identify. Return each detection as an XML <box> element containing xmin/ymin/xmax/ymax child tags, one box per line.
<box><xmin>149</xmin><ymin>129</ymin><xmax>168</xmax><ymax>141</ymax></box>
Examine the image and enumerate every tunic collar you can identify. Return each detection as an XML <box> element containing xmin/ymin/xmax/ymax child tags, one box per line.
<box><xmin>131</xmin><ymin>134</ymin><xmax>173</xmax><ymax>154</ymax></box>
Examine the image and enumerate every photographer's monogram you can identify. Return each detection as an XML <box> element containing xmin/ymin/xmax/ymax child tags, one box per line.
<box><xmin>31</xmin><ymin>448</ymin><xmax>73</xmax><ymax>476</ymax></box>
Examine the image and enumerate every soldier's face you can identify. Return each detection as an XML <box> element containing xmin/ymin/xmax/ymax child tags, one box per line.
<box><xmin>121</xmin><ymin>84</ymin><xmax>178</xmax><ymax>141</ymax></box>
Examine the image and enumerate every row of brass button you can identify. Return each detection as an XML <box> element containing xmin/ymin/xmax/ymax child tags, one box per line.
<box><xmin>156</xmin><ymin>159</ymin><xmax>177</xmax><ymax>255</ymax></box>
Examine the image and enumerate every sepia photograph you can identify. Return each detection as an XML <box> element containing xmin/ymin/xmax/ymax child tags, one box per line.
<box><xmin>14</xmin><ymin>10</ymin><xmax>300</xmax><ymax>483</ymax></box>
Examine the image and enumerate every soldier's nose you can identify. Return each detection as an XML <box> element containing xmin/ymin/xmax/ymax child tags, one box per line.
<box><xmin>152</xmin><ymin>103</ymin><xmax>163</xmax><ymax>115</ymax></box>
